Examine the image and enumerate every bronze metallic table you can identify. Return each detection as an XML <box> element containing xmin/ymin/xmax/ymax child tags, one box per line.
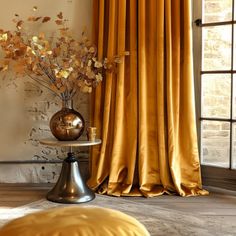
<box><xmin>39</xmin><ymin>138</ymin><xmax>101</xmax><ymax>204</ymax></box>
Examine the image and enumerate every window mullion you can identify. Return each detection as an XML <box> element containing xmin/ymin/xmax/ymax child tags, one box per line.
<box><xmin>230</xmin><ymin>0</ymin><xmax>235</xmax><ymax>169</ymax></box>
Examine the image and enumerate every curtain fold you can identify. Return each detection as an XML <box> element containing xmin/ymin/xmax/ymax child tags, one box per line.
<box><xmin>88</xmin><ymin>0</ymin><xmax>208</xmax><ymax>197</ymax></box>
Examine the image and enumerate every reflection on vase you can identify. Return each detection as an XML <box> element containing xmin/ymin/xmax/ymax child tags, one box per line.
<box><xmin>49</xmin><ymin>99</ymin><xmax>85</xmax><ymax>141</ymax></box>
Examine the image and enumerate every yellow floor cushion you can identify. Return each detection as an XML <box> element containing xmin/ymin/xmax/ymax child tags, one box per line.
<box><xmin>0</xmin><ymin>206</ymin><xmax>150</xmax><ymax>236</ymax></box>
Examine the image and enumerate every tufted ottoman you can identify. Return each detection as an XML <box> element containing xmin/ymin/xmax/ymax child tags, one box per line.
<box><xmin>0</xmin><ymin>206</ymin><xmax>150</xmax><ymax>236</ymax></box>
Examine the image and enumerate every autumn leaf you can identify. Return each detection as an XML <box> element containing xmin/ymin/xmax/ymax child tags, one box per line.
<box><xmin>5</xmin><ymin>51</ymin><xmax>14</xmax><ymax>59</ymax></box>
<box><xmin>32</xmin><ymin>64</ymin><xmax>39</xmax><ymax>72</ymax></box>
<box><xmin>57</xmin><ymin>12</ymin><xmax>63</xmax><ymax>19</ymax></box>
<box><xmin>50</xmin><ymin>84</ymin><xmax>59</xmax><ymax>93</ymax></box>
<box><xmin>28</xmin><ymin>16</ymin><xmax>41</xmax><ymax>21</ymax></box>
<box><xmin>0</xmin><ymin>65</ymin><xmax>8</xmax><ymax>72</ymax></box>
<box><xmin>0</xmin><ymin>60</ymin><xmax>8</xmax><ymax>72</ymax></box>
<box><xmin>87</xmin><ymin>60</ymin><xmax>92</xmax><ymax>66</ymax></box>
<box><xmin>79</xmin><ymin>83</ymin><xmax>92</xmax><ymax>93</ymax></box>
<box><xmin>26</xmin><ymin>57</ymin><xmax>33</xmax><ymax>65</ymax></box>
<box><xmin>42</xmin><ymin>17</ymin><xmax>51</xmax><ymax>23</ymax></box>
<box><xmin>59</xmin><ymin>28</ymin><xmax>69</xmax><ymax>36</ymax></box>
<box><xmin>35</xmin><ymin>17</ymin><xmax>42</xmax><ymax>21</ymax></box>
<box><xmin>13</xmin><ymin>61</ymin><xmax>25</xmax><ymax>74</ymax></box>
<box><xmin>0</xmin><ymin>33</ymin><xmax>8</xmax><ymax>41</ymax></box>
<box><xmin>32</xmin><ymin>36</ymin><xmax>38</xmax><ymax>43</ymax></box>
<box><xmin>56</xmin><ymin>70</ymin><xmax>70</xmax><ymax>79</ymax></box>
<box><xmin>53</xmin><ymin>47</ymin><xmax>61</xmax><ymax>57</ymax></box>
<box><xmin>26</xmin><ymin>46</ymin><xmax>31</xmax><ymax>52</ymax></box>
<box><xmin>86</xmin><ymin>69</ymin><xmax>95</xmax><ymax>79</ymax></box>
<box><xmin>39</xmin><ymin>32</ymin><xmax>45</xmax><ymax>40</ymax></box>
<box><xmin>14</xmin><ymin>48</ymin><xmax>26</xmax><ymax>57</ymax></box>
<box><xmin>28</xmin><ymin>16</ymin><xmax>34</xmax><ymax>21</ymax></box>
<box><xmin>95</xmin><ymin>73</ymin><xmax>102</xmax><ymax>82</ymax></box>
<box><xmin>55</xmin><ymin>20</ymin><xmax>63</xmax><ymax>25</ymax></box>
<box><xmin>12</xmin><ymin>35</ymin><xmax>21</xmax><ymax>44</ymax></box>
<box><xmin>3</xmin><ymin>59</ymin><xmax>10</xmax><ymax>65</ymax></box>
<box><xmin>94</xmin><ymin>61</ymin><xmax>103</xmax><ymax>68</ymax></box>
<box><xmin>31</xmin><ymin>50</ymin><xmax>36</xmax><ymax>55</ymax></box>
<box><xmin>60</xmin><ymin>27</ymin><xmax>69</xmax><ymax>31</ymax></box>
<box><xmin>89</xmin><ymin>47</ymin><xmax>95</xmax><ymax>53</ymax></box>
<box><xmin>16</xmin><ymin>20</ymin><xmax>23</xmax><ymax>30</ymax></box>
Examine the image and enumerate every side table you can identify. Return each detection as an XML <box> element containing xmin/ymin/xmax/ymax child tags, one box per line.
<box><xmin>39</xmin><ymin>138</ymin><xmax>101</xmax><ymax>204</ymax></box>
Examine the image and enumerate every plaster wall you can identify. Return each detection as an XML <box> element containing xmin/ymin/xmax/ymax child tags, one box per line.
<box><xmin>0</xmin><ymin>0</ymin><xmax>92</xmax><ymax>182</ymax></box>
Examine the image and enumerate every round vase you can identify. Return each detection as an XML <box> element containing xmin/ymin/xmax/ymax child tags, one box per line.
<box><xmin>49</xmin><ymin>99</ymin><xmax>85</xmax><ymax>141</ymax></box>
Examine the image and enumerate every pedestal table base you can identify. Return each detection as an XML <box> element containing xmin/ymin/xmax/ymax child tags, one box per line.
<box><xmin>47</xmin><ymin>152</ymin><xmax>95</xmax><ymax>204</ymax></box>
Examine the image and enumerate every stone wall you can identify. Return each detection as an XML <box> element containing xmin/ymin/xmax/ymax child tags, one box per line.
<box><xmin>203</xmin><ymin>0</ymin><xmax>232</xmax><ymax>23</ymax></box>
<box><xmin>0</xmin><ymin>0</ymin><xmax>92</xmax><ymax>183</ymax></box>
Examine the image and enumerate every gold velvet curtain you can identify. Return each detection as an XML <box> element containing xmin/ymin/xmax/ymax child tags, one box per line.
<box><xmin>88</xmin><ymin>0</ymin><xmax>208</xmax><ymax>197</ymax></box>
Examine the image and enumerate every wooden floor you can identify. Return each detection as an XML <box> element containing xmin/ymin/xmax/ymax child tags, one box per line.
<box><xmin>0</xmin><ymin>184</ymin><xmax>236</xmax><ymax>227</ymax></box>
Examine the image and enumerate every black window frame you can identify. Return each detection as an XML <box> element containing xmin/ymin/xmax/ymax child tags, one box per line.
<box><xmin>193</xmin><ymin>0</ymin><xmax>236</xmax><ymax>190</ymax></box>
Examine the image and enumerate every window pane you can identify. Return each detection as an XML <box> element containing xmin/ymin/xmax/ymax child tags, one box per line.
<box><xmin>202</xmin><ymin>74</ymin><xmax>231</xmax><ymax>118</ymax></box>
<box><xmin>202</xmin><ymin>25</ymin><xmax>231</xmax><ymax>71</ymax></box>
<box><xmin>232</xmin><ymin>123</ymin><xmax>236</xmax><ymax>169</ymax></box>
<box><xmin>201</xmin><ymin>121</ymin><xmax>230</xmax><ymax>168</ymax></box>
<box><xmin>203</xmin><ymin>0</ymin><xmax>232</xmax><ymax>23</ymax></box>
<box><xmin>232</xmin><ymin>75</ymin><xmax>236</xmax><ymax>119</ymax></box>
<box><xmin>233</xmin><ymin>26</ymin><xmax>236</xmax><ymax>69</ymax></box>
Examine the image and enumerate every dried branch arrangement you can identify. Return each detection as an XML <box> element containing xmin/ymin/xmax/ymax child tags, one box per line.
<box><xmin>0</xmin><ymin>7</ymin><xmax>127</xmax><ymax>100</ymax></box>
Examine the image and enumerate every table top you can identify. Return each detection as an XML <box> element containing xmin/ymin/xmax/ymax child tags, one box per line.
<box><xmin>39</xmin><ymin>138</ymin><xmax>102</xmax><ymax>147</ymax></box>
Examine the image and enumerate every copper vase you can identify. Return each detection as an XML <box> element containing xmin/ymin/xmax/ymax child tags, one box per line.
<box><xmin>49</xmin><ymin>99</ymin><xmax>85</xmax><ymax>141</ymax></box>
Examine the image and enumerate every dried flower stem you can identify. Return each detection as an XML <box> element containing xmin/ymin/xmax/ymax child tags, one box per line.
<box><xmin>25</xmin><ymin>71</ymin><xmax>61</xmax><ymax>99</ymax></box>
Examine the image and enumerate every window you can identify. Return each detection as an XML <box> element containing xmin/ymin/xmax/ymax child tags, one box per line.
<box><xmin>193</xmin><ymin>0</ymin><xmax>236</xmax><ymax>170</ymax></box>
